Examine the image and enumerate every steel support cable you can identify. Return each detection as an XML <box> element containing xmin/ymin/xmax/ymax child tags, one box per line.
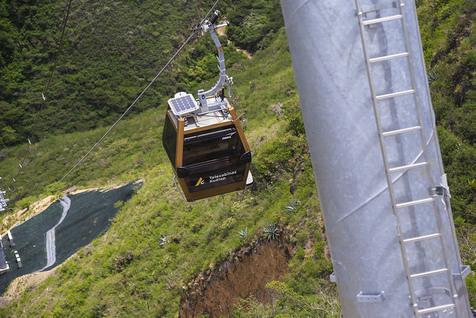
<box><xmin>2</xmin><ymin>0</ymin><xmax>221</xmax><ymax>202</ymax></box>
<box><xmin>42</xmin><ymin>0</ymin><xmax>74</xmax><ymax>101</ymax></box>
<box><xmin>59</xmin><ymin>0</ymin><xmax>221</xmax><ymax>183</ymax></box>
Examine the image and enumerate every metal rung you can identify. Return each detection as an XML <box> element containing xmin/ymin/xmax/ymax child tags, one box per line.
<box><xmin>376</xmin><ymin>89</ymin><xmax>415</xmax><ymax>100</ymax></box>
<box><xmin>369</xmin><ymin>52</ymin><xmax>409</xmax><ymax>63</ymax></box>
<box><xmin>389</xmin><ymin>162</ymin><xmax>428</xmax><ymax>173</ymax></box>
<box><xmin>362</xmin><ymin>14</ymin><xmax>403</xmax><ymax>26</ymax></box>
<box><xmin>383</xmin><ymin>126</ymin><xmax>421</xmax><ymax>137</ymax></box>
<box><xmin>410</xmin><ymin>268</ymin><xmax>448</xmax><ymax>279</ymax></box>
<box><xmin>396</xmin><ymin>197</ymin><xmax>434</xmax><ymax>209</ymax></box>
<box><xmin>417</xmin><ymin>304</ymin><xmax>455</xmax><ymax>315</ymax></box>
<box><xmin>403</xmin><ymin>233</ymin><xmax>441</xmax><ymax>243</ymax></box>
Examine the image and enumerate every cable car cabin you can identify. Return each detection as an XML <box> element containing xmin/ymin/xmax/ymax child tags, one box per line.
<box><xmin>162</xmin><ymin>95</ymin><xmax>252</xmax><ymax>202</ymax></box>
<box><xmin>162</xmin><ymin>10</ymin><xmax>252</xmax><ymax>201</ymax></box>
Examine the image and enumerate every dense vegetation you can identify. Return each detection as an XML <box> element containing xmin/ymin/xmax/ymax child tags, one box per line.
<box><xmin>0</xmin><ymin>0</ymin><xmax>474</xmax><ymax>316</ymax></box>
<box><xmin>0</xmin><ymin>0</ymin><xmax>282</xmax><ymax>147</ymax></box>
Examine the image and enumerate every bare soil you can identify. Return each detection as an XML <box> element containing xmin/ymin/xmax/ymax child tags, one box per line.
<box><xmin>236</xmin><ymin>48</ymin><xmax>253</xmax><ymax>60</ymax></box>
<box><xmin>179</xmin><ymin>235</ymin><xmax>294</xmax><ymax>318</ymax></box>
<box><xmin>0</xmin><ymin>270</ymin><xmax>54</xmax><ymax>306</ymax></box>
<box><xmin>1</xmin><ymin>195</ymin><xmax>56</xmax><ymax>233</ymax></box>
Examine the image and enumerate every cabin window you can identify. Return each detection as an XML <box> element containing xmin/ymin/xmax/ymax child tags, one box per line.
<box><xmin>162</xmin><ymin>114</ymin><xmax>177</xmax><ymax>166</ymax></box>
<box><xmin>182</xmin><ymin>126</ymin><xmax>244</xmax><ymax>166</ymax></box>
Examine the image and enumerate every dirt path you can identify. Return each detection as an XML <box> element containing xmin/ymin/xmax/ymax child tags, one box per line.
<box><xmin>236</xmin><ymin>48</ymin><xmax>252</xmax><ymax>59</ymax></box>
<box><xmin>215</xmin><ymin>22</ymin><xmax>253</xmax><ymax>60</ymax></box>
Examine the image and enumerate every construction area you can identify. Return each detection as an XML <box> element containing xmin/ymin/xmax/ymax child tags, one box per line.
<box><xmin>0</xmin><ymin>183</ymin><xmax>140</xmax><ymax>294</ymax></box>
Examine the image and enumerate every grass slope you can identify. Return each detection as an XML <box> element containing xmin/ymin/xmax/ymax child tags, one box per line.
<box><xmin>418</xmin><ymin>0</ymin><xmax>476</xmax><ymax>224</ymax></box>
<box><xmin>0</xmin><ymin>32</ymin><xmax>340</xmax><ymax>317</ymax></box>
<box><xmin>0</xmin><ymin>1</ymin><xmax>474</xmax><ymax>316</ymax></box>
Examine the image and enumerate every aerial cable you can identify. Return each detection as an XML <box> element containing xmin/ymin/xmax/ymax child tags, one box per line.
<box><xmin>41</xmin><ymin>0</ymin><xmax>74</xmax><ymax>101</ymax></box>
<box><xmin>59</xmin><ymin>0</ymin><xmax>221</xmax><ymax>183</ymax></box>
<box><xmin>3</xmin><ymin>0</ymin><xmax>221</xmax><ymax>202</ymax></box>
<box><xmin>59</xmin><ymin>32</ymin><xmax>195</xmax><ymax>182</ymax></box>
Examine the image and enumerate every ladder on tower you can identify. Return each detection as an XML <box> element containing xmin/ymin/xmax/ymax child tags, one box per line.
<box><xmin>355</xmin><ymin>0</ymin><xmax>460</xmax><ymax>316</ymax></box>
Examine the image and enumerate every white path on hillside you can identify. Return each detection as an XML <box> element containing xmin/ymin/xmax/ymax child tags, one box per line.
<box><xmin>41</xmin><ymin>196</ymin><xmax>71</xmax><ymax>271</ymax></box>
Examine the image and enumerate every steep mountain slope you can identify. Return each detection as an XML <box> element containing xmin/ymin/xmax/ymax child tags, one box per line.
<box><xmin>0</xmin><ymin>0</ymin><xmax>474</xmax><ymax>317</ymax></box>
<box><xmin>0</xmin><ymin>0</ymin><xmax>192</xmax><ymax>145</ymax></box>
<box><xmin>0</xmin><ymin>0</ymin><xmax>282</xmax><ymax>147</ymax></box>
<box><xmin>0</xmin><ymin>32</ymin><xmax>340</xmax><ymax>317</ymax></box>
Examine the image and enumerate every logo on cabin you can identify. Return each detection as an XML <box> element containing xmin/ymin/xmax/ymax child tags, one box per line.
<box><xmin>209</xmin><ymin>171</ymin><xmax>237</xmax><ymax>183</ymax></box>
<box><xmin>195</xmin><ymin>171</ymin><xmax>238</xmax><ymax>187</ymax></box>
<box><xmin>195</xmin><ymin>177</ymin><xmax>205</xmax><ymax>187</ymax></box>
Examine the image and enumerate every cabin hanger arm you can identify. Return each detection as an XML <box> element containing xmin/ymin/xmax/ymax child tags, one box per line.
<box><xmin>197</xmin><ymin>10</ymin><xmax>232</xmax><ymax>112</ymax></box>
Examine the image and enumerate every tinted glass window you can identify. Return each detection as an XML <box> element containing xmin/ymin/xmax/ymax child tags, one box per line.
<box><xmin>183</xmin><ymin>126</ymin><xmax>244</xmax><ymax>166</ymax></box>
<box><xmin>162</xmin><ymin>114</ymin><xmax>177</xmax><ymax>166</ymax></box>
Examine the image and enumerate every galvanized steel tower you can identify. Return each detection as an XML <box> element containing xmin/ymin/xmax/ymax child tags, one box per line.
<box><xmin>280</xmin><ymin>0</ymin><xmax>472</xmax><ymax>317</ymax></box>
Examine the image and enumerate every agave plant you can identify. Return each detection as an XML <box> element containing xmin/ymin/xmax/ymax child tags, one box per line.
<box><xmin>263</xmin><ymin>224</ymin><xmax>280</xmax><ymax>241</ymax></box>
<box><xmin>159</xmin><ymin>235</ymin><xmax>169</xmax><ymax>247</ymax></box>
<box><xmin>285</xmin><ymin>200</ymin><xmax>300</xmax><ymax>213</ymax></box>
<box><xmin>239</xmin><ymin>228</ymin><xmax>248</xmax><ymax>240</ymax></box>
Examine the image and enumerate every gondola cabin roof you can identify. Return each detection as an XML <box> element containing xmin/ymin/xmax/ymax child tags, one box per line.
<box><xmin>166</xmin><ymin>97</ymin><xmax>234</xmax><ymax>135</ymax></box>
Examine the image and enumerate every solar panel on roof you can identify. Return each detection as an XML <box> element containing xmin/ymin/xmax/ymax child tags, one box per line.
<box><xmin>168</xmin><ymin>93</ymin><xmax>199</xmax><ymax>116</ymax></box>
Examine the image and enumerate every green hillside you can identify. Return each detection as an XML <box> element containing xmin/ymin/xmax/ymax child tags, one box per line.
<box><xmin>0</xmin><ymin>0</ymin><xmax>282</xmax><ymax>147</ymax></box>
<box><xmin>0</xmin><ymin>0</ymin><xmax>229</xmax><ymax>146</ymax></box>
<box><xmin>0</xmin><ymin>32</ymin><xmax>341</xmax><ymax>317</ymax></box>
<box><xmin>418</xmin><ymin>0</ymin><xmax>476</xmax><ymax>226</ymax></box>
<box><xmin>0</xmin><ymin>0</ymin><xmax>474</xmax><ymax>317</ymax></box>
